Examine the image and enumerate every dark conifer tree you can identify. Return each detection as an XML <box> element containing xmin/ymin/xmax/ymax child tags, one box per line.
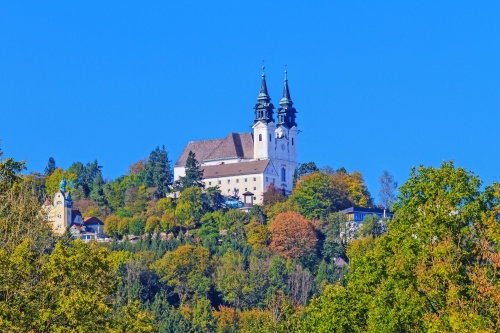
<box><xmin>177</xmin><ymin>151</ymin><xmax>204</xmax><ymax>191</ymax></box>
<box><xmin>44</xmin><ymin>157</ymin><xmax>57</xmax><ymax>176</ymax></box>
<box><xmin>90</xmin><ymin>170</ymin><xmax>107</xmax><ymax>208</ymax></box>
<box><xmin>140</xmin><ymin>146</ymin><xmax>173</xmax><ymax>198</ymax></box>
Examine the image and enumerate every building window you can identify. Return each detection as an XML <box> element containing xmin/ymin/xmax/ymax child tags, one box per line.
<box><xmin>209</xmin><ymin>181</ymin><xmax>212</xmax><ymax>186</ymax></box>
<box><xmin>253</xmin><ymin>177</ymin><xmax>256</xmax><ymax>181</ymax></box>
<box><xmin>245</xmin><ymin>178</ymin><xmax>247</xmax><ymax>182</ymax></box>
<box><xmin>218</xmin><ymin>180</ymin><xmax>221</xmax><ymax>185</ymax></box>
<box><xmin>228</xmin><ymin>189</ymin><xmax>231</xmax><ymax>193</ymax></box>
<box><xmin>253</xmin><ymin>187</ymin><xmax>256</xmax><ymax>190</ymax></box>
<box><xmin>236</xmin><ymin>179</ymin><xmax>239</xmax><ymax>183</ymax></box>
<box><xmin>253</xmin><ymin>196</ymin><xmax>256</xmax><ymax>200</ymax></box>
<box><xmin>259</xmin><ymin>134</ymin><xmax>262</xmax><ymax>141</ymax></box>
<box><xmin>281</xmin><ymin>168</ymin><xmax>286</xmax><ymax>182</ymax></box>
<box><xmin>273</xmin><ymin>178</ymin><xmax>275</xmax><ymax>183</ymax></box>
<box><xmin>266</xmin><ymin>177</ymin><xmax>268</xmax><ymax>182</ymax></box>
<box><xmin>292</xmin><ymin>138</ymin><xmax>294</xmax><ymax>145</ymax></box>
<box><xmin>245</xmin><ymin>188</ymin><xmax>247</xmax><ymax>191</ymax></box>
<box><xmin>228</xmin><ymin>179</ymin><xmax>230</xmax><ymax>184</ymax></box>
<box><xmin>269</xmin><ymin>134</ymin><xmax>271</xmax><ymax>141</ymax></box>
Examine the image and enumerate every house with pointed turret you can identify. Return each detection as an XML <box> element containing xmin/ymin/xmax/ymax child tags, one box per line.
<box><xmin>174</xmin><ymin>67</ymin><xmax>299</xmax><ymax>204</ymax></box>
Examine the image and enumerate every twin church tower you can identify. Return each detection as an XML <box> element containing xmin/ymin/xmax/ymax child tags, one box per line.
<box><xmin>174</xmin><ymin>67</ymin><xmax>299</xmax><ymax>203</ymax></box>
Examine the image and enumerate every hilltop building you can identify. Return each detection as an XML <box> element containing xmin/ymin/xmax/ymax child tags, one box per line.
<box><xmin>42</xmin><ymin>179</ymin><xmax>105</xmax><ymax>236</ymax></box>
<box><xmin>174</xmin><ymin>68</ymin><xmax>299</xmax><ymax>204</ymax></box>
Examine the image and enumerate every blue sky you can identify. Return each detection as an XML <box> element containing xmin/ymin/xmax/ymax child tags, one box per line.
<box><xmin>1</xmin><ymin>1</ymin><xmax>499</xmax><ymax>201</ymax></box>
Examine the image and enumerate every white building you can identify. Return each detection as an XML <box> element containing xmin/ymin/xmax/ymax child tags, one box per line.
<box><xmin>174</xmin><ymin>68</ymin><xmax>299</xmax><ymax>204</ymax></box>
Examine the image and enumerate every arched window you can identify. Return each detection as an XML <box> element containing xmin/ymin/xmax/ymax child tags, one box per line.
<box><xmin>281</xmin><ymin>168</ymin><xmax>286</xmax><ymax>182</ymax></box>
<box><xmin>259</xmin><ymin>134</ymin><xmax>262</xmax><ymax>141</ymax></box>
<box><xmin>291</xmin><ymin>138</ymin><xmax>294</xmax><ymax>146</ymax></box>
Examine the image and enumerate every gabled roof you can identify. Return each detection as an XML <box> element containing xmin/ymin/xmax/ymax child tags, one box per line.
<box><xmin>83</xmin><ymin>217</ymin><xmax>104</xmax><ymax>225</ymax></box>
<box><xmin>175</xmin><ymin>132</ymin><xmax>254</xmax><ymax>167</ymax></box>
<box><xmin>201</xmin><ymin>160</ymin><xmax>269</xmax><ymax>179</ymax></box>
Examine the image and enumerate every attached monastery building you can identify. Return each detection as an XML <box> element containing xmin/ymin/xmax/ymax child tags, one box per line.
<box><xmin>174</xmin><ymin>68</ymin><xmax>299</xmax><ymax>204</ymax></box>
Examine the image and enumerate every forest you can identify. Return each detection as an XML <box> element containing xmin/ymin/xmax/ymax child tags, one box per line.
<box><xmin>1</xmin><ymin>144</ymin><xmax>500</xmax><ymax>332</ymax></box>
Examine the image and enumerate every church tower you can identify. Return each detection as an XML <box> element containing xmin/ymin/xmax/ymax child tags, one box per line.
<box><xmin>273</xmin><ymin>70</ymin><xmax>298</xmax><ymax>194</ymax></box>
<box><xmin>253</xmin><ymin>66</ymin><xmax>276</xmax><ymax>160</ymax></box>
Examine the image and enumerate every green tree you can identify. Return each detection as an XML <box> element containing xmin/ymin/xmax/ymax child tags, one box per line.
<box><xmin>90</xmin><ymin>170</ymin><xmax>107</xmax><ymax>208</ymax></box>
<box><xmin>289</xmin><ymin>172</ymin><xmax>351</xmax><ymax>220</ymax></box>
<box><xmin>175</xmin><ymin>187</ymin><xmax>204</xmax><ymax>229</ymax></box>
<box><xmin>151</xmin><ymin>244</ymin><xmax>214</xmax><ymax>304</ymax></box>
<box><xmin>177</xmin><ymin>151</ymin><xmax>204</xmax><ymax>191</ymax></box>
<box><xmin>118</xmin><ymin>217</ymin><xmax>132</xmax><ymax>236</ymax></box>
<box><xmin>140</xmin><ymin>146</ymin><xmax>173</xmax><ymax>198</ymax></box>
<box><xmin>129</xmin><ymin>216</ymin><xmax>146</xmax><ymax>236</ymax></box>
<box><xmin>293</xmin><ymin>161</ymin><xmax>318</xmax><ymax>188</ymax></box>
<box><xmin>145</xmin><ymin>216</ymin><xmax>161</xmax><ymax>233</ymax></box>
<box><xmin>216</xmin><ymin>250</ymin><xmax>252</xmax><ymax>309</ymax></box>
<box><xmin>105</xmin><ymin>214</ymin><xmax>120</xmax><ymax>237</ymax></box>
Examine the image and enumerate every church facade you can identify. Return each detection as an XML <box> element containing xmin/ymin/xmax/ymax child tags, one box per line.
<box><xmin>174</xmin><ymin>68</ymin><xmax>299</xmax><ymax>204</ymax></box>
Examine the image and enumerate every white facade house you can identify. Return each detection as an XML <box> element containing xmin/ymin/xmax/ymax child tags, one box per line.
<box><xmin>174</xmin><ymin>68</ymin><xmax>299</xmax><ymax>204</ymax></box>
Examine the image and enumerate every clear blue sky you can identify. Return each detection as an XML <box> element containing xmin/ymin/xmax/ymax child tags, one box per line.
<box><xmin>1</xmin><ymin>1</ymin><xmax>499</xmax><ymax>202</ymax></box>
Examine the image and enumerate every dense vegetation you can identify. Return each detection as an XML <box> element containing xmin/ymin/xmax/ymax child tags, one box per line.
<box><xmin>2</xmin><ymin>144</ymin><xmax>500</xmax><ymax>332</ymax></box>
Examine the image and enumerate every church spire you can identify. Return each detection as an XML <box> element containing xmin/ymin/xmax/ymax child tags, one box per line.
<box><xmin>254</xmin><ymin>64</ymin><xmax>275</xmax><ymax>124</ymax></box>
<box><xmin>276</xmin><ymin>69</ymin><xmax>297</xmax><ymax>128</ymax></box>
<box><xmin>279</xmin><ymin>69</ymin><xmax>293</xmax><ymax>108</ymax></box>
<box><xmin>257</xmin><ymin>65</ymin><xmax>270</xmax><ymax>103</ymax></box>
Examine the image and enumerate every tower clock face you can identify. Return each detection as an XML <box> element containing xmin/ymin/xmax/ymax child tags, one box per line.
<box><xmin>281</xmin><ymin>144</ymin><xmax>285</xmax><ymax>150</ymax></box>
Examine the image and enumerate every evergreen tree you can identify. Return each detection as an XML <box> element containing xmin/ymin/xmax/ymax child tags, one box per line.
<box><xmin>177</xmin><ymin>151</ymin><xmax>204</xmax><ymax>191</ymax></box>
<box><xmin>140</xmin><ymin>146</ymin><xmax>173</xmax><ymax>198</ymax></box>
<box><xmin>44</xmin><ymin>157</ymin><xmax>57</xmax><ymax>176</ymax></box>
<box><xmin>90</xmin><ymin>170</ymin><xmax>107</xmax><ymax>208</ymax></box>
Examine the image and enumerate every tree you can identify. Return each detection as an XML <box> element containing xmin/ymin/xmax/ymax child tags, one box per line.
<box><xmin>151</xmin><ymin>245</ymin><xmax>214</xmax><ymax>304</ymax></box>
<box><xmin>44</xmin><ymin>157</ymin><xmax>56</xmax><ymax>176</ymax></box>
<box><xmin>118</xmin><ymin>217</ymin><xmax>132</xmax><ymax>236</ymax></box>
<box><xmin>175</xmin><ymin>187</ymin><xmax>204</xmax><ymax>229</ymax></box>
<box><xmin>270</xmin><ymin>212</ymin><xmax>316</xmax><ymax>260</ymax></box>
<box><xmin>140</xmin><ymin>146</ymin><xmax>173</xmax><ymax>198</ymax></box>
<box><xmin>44</xmin><ymin>168</ymin><xmax>77</xmax><ymax>195</ymax></box>
<box><xmin>293</xmin><ymin>162</ymin><xmax>319</xmax><ymax>188</ymax></box>
<box><xmin>145</xmin><ymin>216</ymin><xmax>161</xmax><ymax>234</ymax></box>
<box><xmin>378</xmin><ymin>170</ymin><xmax>398</xmax><ymax>210</ymax></box>
<box><xmin>67</xmin><ymin>160</ymin><xmax>102</xmax><ymax>198</ymax></box>
<box><xmin>289</xmin><ymin>172</ymin><xmax>351</xmax><ymax>219</ymax></box>
<box><xmin>177</xmin><ymin>151</ymin><xmax>204</xmax><ymax>191</ymax></box>
<box><xmin>305</xmin><ymin>161</ymin><xmax>500</xmax><ymax>332</ymax></box>
<box><xmin>105</xmin><ymin>214</ymin><xmax>120</xmax><ymax>237</ymax></box>
<box><xmin>263</xmin><ymin>183</ymin><xmax>287</xmax><ymax>210</ymax></box>
<box><xmin>90</xmin><ymin>170</ymin><xmax>107</xmax><ymax>209</ymax></box>
<box><xmin>216</xmin><ymin>250</ymin><xmax>251</xmax><ymax>309</ymax></box>
<box><xmin>203</xmin><ymin>186</ymin><xmax>224</xmax><ymax>212</ymax></box>
<box><xmin>345</xmin><ymin>171</ymin><xmax>373</xmax><ymax>207</ymax></box>
<box><xmin>129</xmin><ymin>216</ymin><xmax>146</xmax><ymax>236</ymax></box>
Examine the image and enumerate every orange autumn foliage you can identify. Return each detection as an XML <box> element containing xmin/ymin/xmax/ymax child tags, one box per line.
<box><xmin>269</xmin><ymin>211</ymin><xmax>316</xmax><ymax>260</ymax></box>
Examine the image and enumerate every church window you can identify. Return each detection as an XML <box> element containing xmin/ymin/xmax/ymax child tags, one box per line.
<box><xmin>269</xmin><ymin>134</ymin><xmax>271</xmax><ymax>141</ymax></box>
<box><xmin>228</xmin><ymin>189</ymin><xmax>231</xmax><ymax>193</ymax></box>
<box><xmin>253</xmin><ymin>177</ymin><xmax>256</xmax><ymax>181</ymax></box>
<box><xmin>266</xmin><ymin>177</ymin><xmax>268</xmax><ymax>182</ymax></box>
<box><xmin>245</xmin><ymin>188</ymin><xmax>247</xmax><ymax>191</ymax></box>
<box><xmin>253</xmin><ymin>187</ymin><xmax>256</xmax><ymax>190</ymax></box>
<box><xmin>236</xmin><ymin>179</ymin><xmax>239</xmax><ymax>183</ymax></box>
<box><xmin>218</xmin><ymin>180</ymin><xmax>221</xmax><ymax>185</ymax></box>
<box><xmin>281</xmin><ymin>168</ymin><xmax>286</xmax><ymax>182</ymax></box>
<box><xmin>244</xmin><ymin>178</ymin><xmax>247</xmax><ymax>182</ymax></box>
<box><xmin>209</xmin><ymin>181</ymin><xmax>212</xmax><ymax>186</ymax></box>
<box><xmin>259</xmin><ymin>134</ymin><xmax>262</xmax><ymax>141</ymax></box>
<box><xmin>292</xmin><ymin>138</ymin><xmax>294</xmax><ymax>145</ymax></box>
<box><xmin>227</xmin><ymin>179</ymin><xmax>230</xmax><ymax>184</ymax></box>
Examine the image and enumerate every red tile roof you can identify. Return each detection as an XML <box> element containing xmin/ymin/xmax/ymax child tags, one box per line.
<box><xmin>83</xmin><ymin>217</ymin><xmax>104</xmax><ymax>225</ymax></box>
<box><xmin>175</xmin><ymin>132</ymin><xmax>254</xmax><ymax>167</ymax></box>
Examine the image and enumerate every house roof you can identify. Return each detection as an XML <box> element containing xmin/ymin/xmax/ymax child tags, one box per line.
<box><xmin>175</xmin><ymin>132</ymin><xmax>254</xmax><ymax>167</ymax></box>
<box><xmin>72</xmin><ymin>210</ymin><xmax>82</xmax><ymax>217</ymax></box>
<box><xmin>340</xmin><ymin>206</ymin><xmax>393</xmax><ymax>215</ymax></box>
<box><xmin>201</xmin><ymin>160</ymin><xmax>269</xmax><ymax>179</ymax></box>
<box><xmin>334</xmin><ymin>257</ymin><xmax>348</xmax><ymax>268</ymax></box>
<box><xmin>83</xmin><ymin>217</ymin><xmax>104</xmax><ymax>225</ymax></box>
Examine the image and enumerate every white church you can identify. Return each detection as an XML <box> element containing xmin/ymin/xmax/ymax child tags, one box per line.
<box><xmin>174</xmin><ymin>68</ymin><xmax>299</xmax><ymax>204</ymax></box>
